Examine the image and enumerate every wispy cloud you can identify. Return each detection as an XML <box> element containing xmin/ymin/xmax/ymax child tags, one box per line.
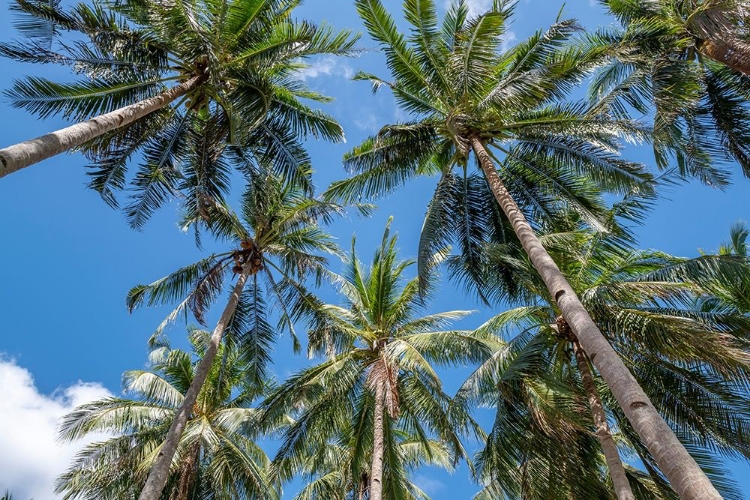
<box><xmin>0</xmin><ymin>358</ymin><xmax>111</xmax><ymax>499</ymax></box>
<box><xmin>412</xmin><ymin>473</ymin><xmax>447</xmax><ymax>496</ymax></box>
<box><xmin>297</xmin><ymin>56</ymin><xmax>354</xmax><ymax>81</ymax></box>
<box><xmin>459</xmin><ymin>0</ymin><xmax>493</xmax><ymax>17</ymax></box>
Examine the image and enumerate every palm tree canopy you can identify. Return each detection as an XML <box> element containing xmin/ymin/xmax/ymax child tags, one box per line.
<box><xmin>1</xmin><ymin>0</ymin><xmax>359</xmax><ymax>225</ymax></box>
<box><xmin>260</xmin><ymin>219</ymin><xmax>494</xmax><ymax>497</ymax></box>
<box><xmin>590</xmin><ymin>0</ymin><xmax>750</xmax><ymax>183</ymax></box>
<box><xmin>126</xmin><ymin>174</ymin><xmax>348</xmax><ymax>355</ymax></box>
<box><xmin>457</xmin><ymin>223</ymin><xmax>750</xmax><ymax>499</ymax></box>
<box><xmin>324</xmin><ymin>0</ymin><xmax>655</xmax><ymax>297</ymax></box>
<box><xmin>56</xmin><ymin>328</ymin><xmax>278</xmax><ymax>499</ymax></box>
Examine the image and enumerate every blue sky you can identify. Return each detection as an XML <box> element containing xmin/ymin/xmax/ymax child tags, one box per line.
<box><xmin>0</xmin><ymin>0</ymin><xmax>749</xmax><ymax>498</ymax></box>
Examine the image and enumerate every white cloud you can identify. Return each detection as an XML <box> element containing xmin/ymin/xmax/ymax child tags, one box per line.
<box><xmin>297</xmin><ymin>56</ymin><xmax>354</xmax><ymax>81</ymax></box>
<box><xmin>0</xmin><ymin>358</ymin><xmax>111</xmax><ymax>499</ymax></box>
<box><xmin>460</xmin><ymin>0</ymin><xmax>493</xmax><ymax>17</ymax></box>
<box><xmin>354</xmin><ymin>112</ymin><xmax>382</xmax><ymax>133</ymax></box>
<box><xmin>501</xmin><ymin>30</ymin><xmax>517</xmax><ymax>52</ymax></box>
<box><xmin>412</xmin><ymin>473</ymin><xmax>446</xmax><ymax>496</ymax></box>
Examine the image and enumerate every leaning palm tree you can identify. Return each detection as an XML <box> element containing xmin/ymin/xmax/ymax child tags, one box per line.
<box><xmin>126</xmin><ymin>174</ymin><xmax>345</xmax><ymax>499</ymax></box>
<box><xmin>261</xmin><ymin>220</ymin><xmax>492</xmax><ymax>500</ymax></box>
<box><xmin>324</xmin><ymin>1</ymin><xmax>717</xmax><ymax>498</ymax></box>
<box><xmin>590</xmin><ymin>0</ymin><xmax>750</xmax><ymax>181</ymax></box>
<box><xmin>56</xmin><ymin>328</ymin><xmax>278</xmax><ymax>499</ymax></box>
<box><xmin>0</xmin><ymin>0</ymin><xmax>357</xmax><ymax>210</ymax></box>
<box><xmin>458</xmin><ymin>227</ymin><xmax>750</xmax><ymax>499</ymax></box>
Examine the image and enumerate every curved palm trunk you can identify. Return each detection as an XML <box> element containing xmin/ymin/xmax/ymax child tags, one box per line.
<box><xmin>470</xmin><ymin>137</ymin><xmax>721</xmax><ymax>500</ymax></box>
<box><xmin>697</xmin><ymin>38</ymin><xmax>750</xmax><ymax>75</ymax></box>
<box><xmin>572</xmin><ymin>339</ymin><xmax>635</xmax><ymax>500</ymax></box>
<box><xmin>138</xmin><ymin>270</ymin><xmax>249</xmax><ymax>500</ymax></box>
<box><xmin>0</xmin><ymin>75</ymin><xmax>203</xmax><ymax>178</ymax></box>
<box><xmin>370</xmin><ymin>380</ymin><xmax>386</xmax><ymax>500</ymax></box>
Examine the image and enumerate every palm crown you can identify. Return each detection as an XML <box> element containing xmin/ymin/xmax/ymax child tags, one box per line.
<box><xmin>127</xmin><ymin>173</ymin><xmax>345</xmax><ymax>351</ymax></box>
<box><xmin>261</xmin><ymin>220</ymin><xmax>493</xmax><ymax>499</ymax></box>
<box><xmin>56</xmin><ymin>329</ymin><xmax>278</xmax><ymax>499</ymax></box>
<box><xmin>325</xmin><ymin>0</ymin><xmax>654</xmax><ymax>292</ymax></box>
<box><xmin>589</xmin><ymin>0</ymin><xmax>750</xmax><ymax>183</ymax></box>
<box><xmin>459</xmin><ymin>225</ymin><xmax>750</xmax><ymax>498</ymax></box>
<box><xmin>1</xmin><ymin>0</ymin><xmax>358</xmax><ymax>223</ymax></box>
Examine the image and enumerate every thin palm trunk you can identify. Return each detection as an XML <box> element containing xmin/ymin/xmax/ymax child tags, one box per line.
<box><xmin>370</xmin><ymin>380</ymin><xmax>386</xmax><ymax>500</ymax></box>
<box><xmin>470</xmin><ymin>136</ymin><xmax>722</xmax><ymax>500</ymax></box>
<box><xmin>572</xmin><ymin>338</ymin><xmax>635</xmax><ymax>500</ymax></box>
<box><xmin>138</xmin><ymin>269</ymin><xmax>249</xmax><ymax>500</ymax></box>
<box><xmin>172</xmin><ymin>443</ymin><xmax>201</xmax><ymax>500</ymax></box>
<box><xmin>0</xmin><ymin>75</ymin><xmax>203</xmax><ymax>178</ymax></box>
<box><xmin>697</xmin><ymin>38</ymin><xmax>750</xmax><ymax>75</ymax></box>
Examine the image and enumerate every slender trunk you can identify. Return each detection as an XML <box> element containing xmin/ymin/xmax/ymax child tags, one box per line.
<box><xmin>470</xmin><ymin>137</ymin><xmax>721</xmax><ymax>500</ymax></box>
<box><xmin>358</xmin><ymin>475</ymin><xmax>367</xmax><ymax>500</ymax></box>
<box><xmin>0</xmin><ymin>75</ymin><xmax>203</xmax><ymax>178</ymax></box>
<box><xmin>697</xmin><ymin>38</ymin><xmax>750</xmax><ymax>76</ymax></box>
<box><xmin>370</xmin><ymin>381</ymin><xmax>386</xmax><ymax>500</ymax></box>
<box><xmin>138</xmin><ymin>270</ymin><xmax>250</xmax><ymax>500</ymax></box>
<box><xmin>573</xmin><ymin>339</ymin><xmax>635</xmax><ymax>500</ymax></box>
<box><xmin>172</xmin><ymin>443</ymin><xmax>200</xmax><ymax>500</ymax></box>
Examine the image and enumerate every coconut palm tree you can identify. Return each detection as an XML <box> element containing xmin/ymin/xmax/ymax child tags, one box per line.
<box><xmin>323</xmin><ymin>1</ymin><xmax>716</xmax><ymax>498</ymax></box>
<box><xmin>289</xmin><ymin>424</ymin><xmax>457</xmax><ymax>499</ymax></box>
<box><xmin>458</xmin><ymin>227</ymin><xmax>750</xmax><ymax>499</ymax></box>
<box><xmin>126</xmin><ymin>174</ymin><xmax>346</xmax><ymax>499</ymax></box>
<box><xmin>261</xmin><ymin>219</ymin><xmax>492</xmax><ymax>500</ymax></box>
<box><xmin>590</xmin><ymin>0</ymin><xmax>750</xmax><ymax>181</ymax></box>
<box><xmin>0</xmin><ymin>0</ymin><xmax>358</xmax><ymax>214</ymax></box>
<box><xmin>56</xmin><ymin>328</ymin><xmax>279</xmax><ymax>499</ymax></box>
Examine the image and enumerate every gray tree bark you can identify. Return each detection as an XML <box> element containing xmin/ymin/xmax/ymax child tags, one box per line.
<box><xmin>0</xmin><ymin>75</ymin><xmax>202</xmax><ymax>178</ymax></box>
<box><xmin>471</xmin><ymin>136</ymin><xmax>722</xmax><ymax>500</ymax></box>
<box><xmin>573</xmin><ymin>339</ymin><xmax>635</xmax><ymax>500</ymax></box>
<box><xmin>138</xmin><ymin>269</ymin><xmax>249</xmax><ymax>500</ymax></box>
<box><xmin>370</xmin><ymin>379</ymin><xmax>386</xmax><ymax>500</ymax></box>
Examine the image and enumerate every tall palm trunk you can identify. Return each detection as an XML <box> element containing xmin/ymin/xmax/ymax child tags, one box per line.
<box><xmin>470</xmin><ymin>136</ymin><xmax>722</xmax><ymax>500</ymax></box>
<box><xmin>0</xmin><ymin>75</ymin><xmax>203</xmax><ymax>178</ymax></box>
<box><xmin>697</xmin><ymin>38</ymin><xmax>750</xmax><ymax>75</ymax></box>
<box><xmin>138</xmin><ymin>269</ymin><xmax>249</xmax><ymax>500</ymax></box>
<box><xmin>572</xmin><ymin>338</ymin><xmax>635</xmax><ymax>500</ymax></box>
<box><xmin>370</xmin><ymin>380</ymin><xmax>386</xmax><ymax>500</ymax></box>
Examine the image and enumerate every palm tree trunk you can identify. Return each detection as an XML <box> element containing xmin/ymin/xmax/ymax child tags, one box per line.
<box><xmin>572</xmin><ymin>338</ymin><xmax>635</xmax><ymax>500</ymax></box>
<box><xmin>370</xmin><ymin>380</ymin><xmax>386</xmax><ymax>500</ymax></box>
<box><xmin>0</xmin><ymin>75</ymin><xmax>203</xmax><ymax>179</ymax></box>
<box><xmin>470</xmin><ymin>136</ymin><xmax>721</xmax><ymax>500</ymax></box>
<box><xmin>138</xmin><ymin>269</ymin><xmax>249</xmax><ymax>500</ymax></box>
<box><xmin>172</xmin><ymin>443</ymin><xmax>200</xmax><ymax>500</ymax></box>
<box><xmin>697</xmin><ymin>38</ymin><xmax>750</xmax><ymax>75</ymax></box>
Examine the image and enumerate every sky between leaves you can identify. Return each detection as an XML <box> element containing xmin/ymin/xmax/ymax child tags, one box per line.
<box><xmin>0</xmin><ymin>0</ymin><xmax>749</xmax><ymax>498</ymax></box>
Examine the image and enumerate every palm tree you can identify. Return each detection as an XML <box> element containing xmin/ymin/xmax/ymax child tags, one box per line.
<box><xmin>290</xmin><ymin>424</ymin><xmax>456</xmax><ymax>499</ymax></box>
<box><xmin>0</xmin><ymin>0</ymin><xmax>358</xmax><ymax>211</ymax></box>
<box><xmin>261</xmin><ymin>219</ymin><xmax>492</xmax><ymax>500</ymax></box>
<box><xmin>604</xmin><ymin>0</ymin><xmax>750</xmax><ymax>74</ymax></box>
<box><xmin>126</xmin><ymin>174</ymin><xmax>345</xmax><ymax>499</ymax></box>
<box><xmin>56</xmin><ymin>328</ymin><xmax>278</xmax><ymax>499</ymax></box>
<box><xmin>458</xmin><ymin>227</ymin><xmax>750</xmax><ymax>499</ymax></box>
<box><xmin>590</xmin><ymin>0</ymin><xmax>750</xmax><ymax>181</ymax></box>
<box><xmin>324</xmin><ymin>1</ymin><xmax>717</xmax><ymax>498</ymax></box>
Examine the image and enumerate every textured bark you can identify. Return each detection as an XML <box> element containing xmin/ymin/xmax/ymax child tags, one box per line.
<box><xmin>0</xmin><ymin>75</ymin><xmax>202</xmax><ymax>178</ymax></box>
<box><xmin>573</xmin><ymin>339</ymin><xmax>635</xmax><ymax>500</ymax></box>
<box><xmin>171</xmin><ymin>443</ymin><xmax>200</xmax><ymax>500</ymax></box>
<box><xmin>370</xmin><ymin>381</ymin><xmax>386</xmax><ymax>500</ymax></box>
<box><xmin>470</xmin><ymin>137</ymin><xmax>722</xmax><ymax>500</ymax></box>
<box><xmin>698</xmin><ymin>38</ymin><xmax>750</xmax><ymax>75</ymax></box>
<box><xmin>138</xmin><ymin>270</ymin><xmax>250</xmax><ymax>500</ymax></box>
